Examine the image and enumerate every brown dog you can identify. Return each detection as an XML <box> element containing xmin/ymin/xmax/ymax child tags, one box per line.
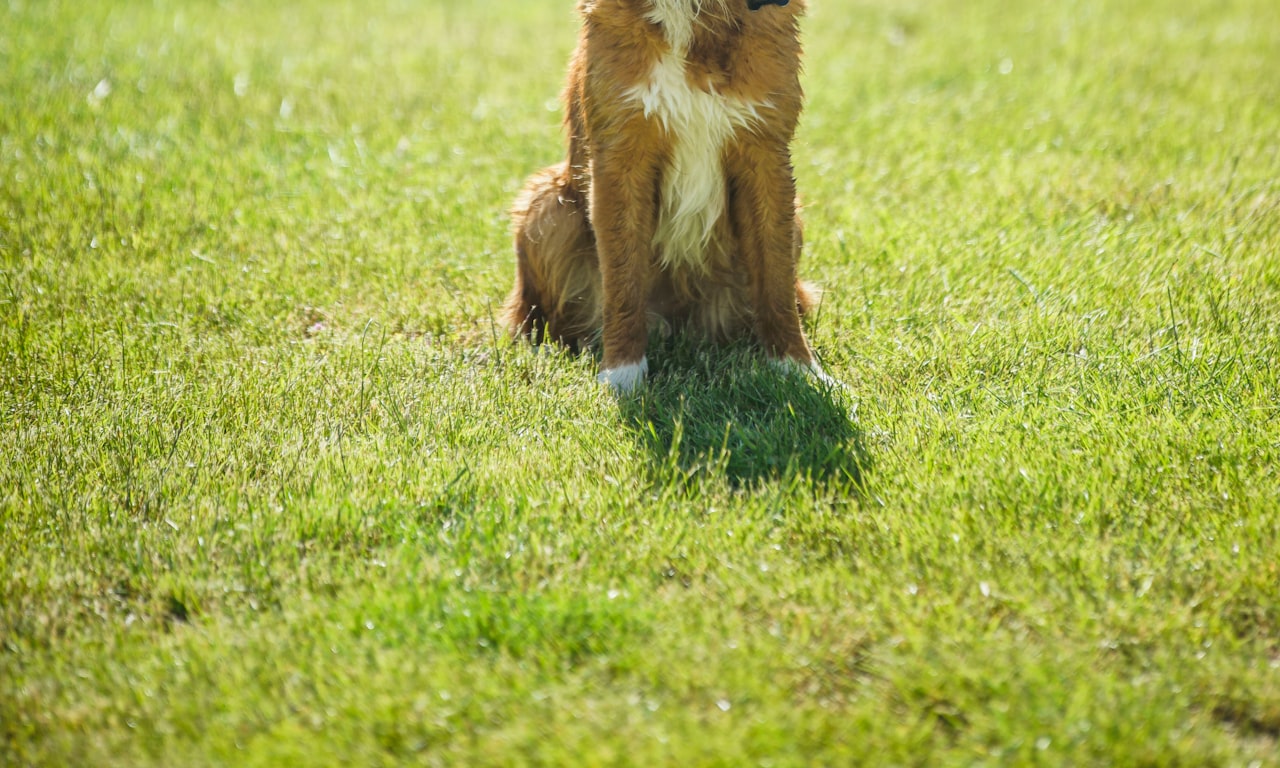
<box><xmin>502</xmin><ymin>0</ymin><xmax>830</xmax><ymax>392</ymax></box>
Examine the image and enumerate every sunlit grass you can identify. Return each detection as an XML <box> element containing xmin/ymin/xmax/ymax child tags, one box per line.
<box><xmin>2</xmin><ymin>0</ymin><xmax>1279</xmax><ymax>764</ymax></box>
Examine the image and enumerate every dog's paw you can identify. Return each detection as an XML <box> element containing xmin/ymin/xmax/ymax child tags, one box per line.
<box><xmin>771</xmin><ymin>356</ymin><xmax>842</xmax><ymax>391</ymax></box>
<box><xmin>597</xmin><ymin>357</ymin><xmax>648</xmax><ymax>394</ymax></box>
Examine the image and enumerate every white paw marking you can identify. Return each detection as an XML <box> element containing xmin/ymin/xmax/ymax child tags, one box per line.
<box><xmin>771</xmin><ymin>357</ymin><xmax>841</xmax><ymax>389</ymax></box>
<box><xmin>598</xmin><ymin>357</ymin><xmax>649</xmax><ymax>393</ymax></box>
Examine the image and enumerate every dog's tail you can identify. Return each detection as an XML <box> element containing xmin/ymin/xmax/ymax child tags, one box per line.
<box><xmin>796</xmin><ymin>279</ymin><xmax>822</xmax><ymax>317</ymax></box>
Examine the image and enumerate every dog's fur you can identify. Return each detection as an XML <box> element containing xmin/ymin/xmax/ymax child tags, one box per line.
<box><xmin>502</xmin><ymin>0</ymin><xmax>826</xmax><ymax>391</ymax></box>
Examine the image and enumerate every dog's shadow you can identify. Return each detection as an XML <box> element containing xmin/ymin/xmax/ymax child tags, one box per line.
<box><xmin>618</xmin><ymin>338</ymin><xmax>869</xmax><ymax>491</ymax></box>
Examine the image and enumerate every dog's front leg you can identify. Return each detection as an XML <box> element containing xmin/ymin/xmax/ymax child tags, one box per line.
<box><xmin>729</xmin><ymin>142</ymin><xmax>827</xmax><ymax>380</ymax></box>
<box><xmin>590</xmin><ymin>146</ymin><xmax>659</xmax><ymax>393</ymax></box>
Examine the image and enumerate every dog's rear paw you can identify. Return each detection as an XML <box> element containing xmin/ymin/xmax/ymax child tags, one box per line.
<box><xmin>598</xmin><ymin>358</ymin><xmax>648</xmax><ymax>394</ymax></box>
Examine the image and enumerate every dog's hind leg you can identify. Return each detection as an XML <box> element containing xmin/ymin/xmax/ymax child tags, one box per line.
<box><xmin>502</xmin><ymin>162</ymin><xmax>601</xmax><ymax>350</ymax></box>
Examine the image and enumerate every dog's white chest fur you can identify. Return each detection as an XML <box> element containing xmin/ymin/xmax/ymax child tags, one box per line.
<box><xmin>627</xmin><ymin>2</ymin><xmax>765</xmax><ymax>271</ymax></box>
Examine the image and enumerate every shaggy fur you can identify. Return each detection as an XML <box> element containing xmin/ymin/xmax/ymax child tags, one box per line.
<box><xmin>502</xmin><ymin>0</ymin><xmax>825</xmax><ymax>391</ymax></box>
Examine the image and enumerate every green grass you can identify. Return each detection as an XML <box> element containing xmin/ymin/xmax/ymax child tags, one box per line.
<box><xmin>3</xmin><ymin>0</ymin><xmax>1279</xmax><ymax>764</ymax></box>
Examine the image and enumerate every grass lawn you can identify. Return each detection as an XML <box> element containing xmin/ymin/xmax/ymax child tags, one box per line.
<box><xmin>3</xmin><ymin>0</ymin><xmax>1280</xmax><ymax>764</ymax></box>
